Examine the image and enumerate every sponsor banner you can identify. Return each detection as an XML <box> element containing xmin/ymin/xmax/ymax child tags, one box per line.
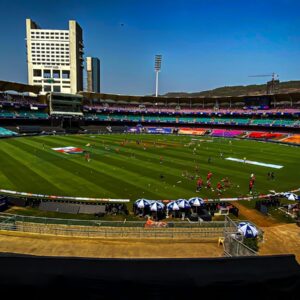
<box><xmin>127</xmin><ymin>127</ymin><xmax>142</xmax><ymax>133</ymax></box>
<box><xmin>1</xmin><ymin>187</ymin><xmax>298</xmax><ymax>204</ymax></box>
<box><xmin>52</xmin><ymin>146</ymin><xmax>84</xmax><ymax>154</ymax></box>
<box><xmin>146</xmin><ymin>127</ymin><xmax>173</xmax><ymax>134</ymax></box>
<box><xmin>0</xmin><ymin>189</ymin><xmax>130</xmax><ymax>203</ymax></box>
<box><xmin>178</xmin><ymin>128</ymin><xmax>206</xmax><ymax>135</ymax></box>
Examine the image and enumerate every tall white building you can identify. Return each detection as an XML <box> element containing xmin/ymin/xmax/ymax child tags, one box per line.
<box><xmin>26</xmin><ymin>19</ymin><xmax>84</xmax><ymax>94</ymax></box>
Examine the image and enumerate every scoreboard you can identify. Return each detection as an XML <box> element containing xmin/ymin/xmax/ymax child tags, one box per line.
<box><xmin>47</xmin><ymin>92</ymin><xmax>83</xmax><ymax>116</ymax></box>
<box><xmin>244</xmin><ymin>96</ymin><xmax>271</xmax><ymax>109</ymax></box>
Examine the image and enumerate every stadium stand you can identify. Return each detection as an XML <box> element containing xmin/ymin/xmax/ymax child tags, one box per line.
<box><xmin>0</xmin><ymin>110</ymin><xmax>48</xmax><ymax>119</ymax></box>
<box><xmin>281</xmin><ymin>134</ymin><xmax>300</xmax><ymax>144</ymax></box>
<box><xmin>247</xmin><ymin>132</ymin><xmax>284</xmax><ymax>139</ymax></box>
<box><xmin>0</xmin><ymin>86</ymin><xmax>299</xmax><ymax>145</ymax></box>
<box><xmin>0</xmin><ymin>127</ymin><xmax>17</xmax><ymax>136</ymax></box>
<box><xmin>83</xmin><ymin>113</ymin><xmax>299</xmax><ymax>128</ymax></box>
<box><xmin>210</xmin><ymin>129</ymin><xmax>244</xmax><ymax>137</ymax></box>
<box><xmin>178</xmin><ymin>128</ymin><xmax>206</xmax><ymax>135</ymax></box>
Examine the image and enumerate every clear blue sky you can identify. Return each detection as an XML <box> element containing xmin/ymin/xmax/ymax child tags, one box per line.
<box><xmin>0</xmin><ymin>0</ymin><xmax>299</xmax><ymax>95</ymax></box>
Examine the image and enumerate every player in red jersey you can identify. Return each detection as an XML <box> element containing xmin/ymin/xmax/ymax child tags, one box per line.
<box><xmin>206</xmin><ymin>179</ymin><xmax>211</xmax><ymax>189</ymax></box>
<box><xmin>249</xmin><ymin>179</ymin><xmax>254</xmax><ymax>194</ymax></box>
<box><xmin>207</xmin><ymin>171</ymin><xmax>213</xmax><ymax>181</ymax></box>
<box><xmin>196</xmin><ymin>177</ymin><xmax>203</xmax><ymax>192</ymax></box>
<box><xmin>85</xmin><ymin>151</ymin><xmax>90</xmax><ymax>162</ymax></box>
<box><xmin>216</xmin><ymin>182</ymin><xmax>223</xmax><ymax>195</ymax></box>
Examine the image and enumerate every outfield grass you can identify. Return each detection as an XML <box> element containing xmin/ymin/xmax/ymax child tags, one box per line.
<box><xmin>0</xmin><ymin>134</ymin><xmax>299</xmax><ymax>202</ymax></box>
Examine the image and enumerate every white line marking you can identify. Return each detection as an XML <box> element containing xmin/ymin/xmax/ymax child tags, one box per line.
<box><xmin>225</xmin><ymin>157</ymin><xmax>283</xmax><ymax>169</ymax></box>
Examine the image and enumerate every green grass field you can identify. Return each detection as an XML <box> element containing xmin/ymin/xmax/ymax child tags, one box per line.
<box><xmin>0</xmin><ymin>134</ymin><xmax>299</xmax><ymax>202</ymax></box>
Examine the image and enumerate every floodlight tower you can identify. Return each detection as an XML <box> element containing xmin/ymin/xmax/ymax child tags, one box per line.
<box><xmin>155</xmin><ymin>54</ymin><xmax>162</xmax><ymax>97</ymax></box>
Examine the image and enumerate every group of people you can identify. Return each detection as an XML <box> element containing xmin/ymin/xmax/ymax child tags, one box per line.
<box><xmin>196</xmin><ymin>171</ymin><xmax>231</xmax><ymax>195</ymax></box>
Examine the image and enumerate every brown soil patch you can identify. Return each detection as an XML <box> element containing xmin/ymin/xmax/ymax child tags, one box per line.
<box><xmin>259</xmin><ymin>224</ymin><xmax>300</xmax><ymax>263</ymax></box>
<box><xmin>234</xmin><ymin>202</ymin><xmax>281</xmax><ymax>227</ymax></box>
<box><xmin>0</xmin><ymin>231</ymin><xmax>223</xmax><ymax>258</ymax></box>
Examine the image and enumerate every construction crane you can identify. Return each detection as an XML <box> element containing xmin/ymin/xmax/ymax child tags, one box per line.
<box><xmin>248</xmin><ymin>72</ymin><xmax>279</xmax><ymax>80</ymax></box>
<box><xmin>248</xmin><ymin>73</ymin><xmax>279</xmax><ymax>94</ymax></box>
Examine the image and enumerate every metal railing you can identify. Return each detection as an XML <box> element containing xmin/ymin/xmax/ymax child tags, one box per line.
<box><xmin>0</xmin><ymin>212</ymin><xmax>225</xmax><ymax>239</ymax></box>
<box><xmin>0</xmin><ymin>212</ymin><xmax>225</xmax><ymax>228</ymax></box>
<box><xmin>0</xmin><ymin>213</ymin><xmax>261</xmax><ymax>250</ymax></box>
<box><xmin>223</xmin><ymin>216</ymin><xmax>258</xmax><ymax>256</ymax></box>
<box><xmin>0</xmin><ymin>221</ymin><xmax>224</xmax><ymax>239</ymax></box>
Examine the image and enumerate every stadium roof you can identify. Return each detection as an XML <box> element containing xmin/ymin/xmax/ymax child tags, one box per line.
<box><xmin>80</xmin><ymin>91</ymin><xmax>300</xmax><ymax>104</ymax></box>
<box><xmin>0</xmin><ymin>80</ymin><xmax>41</xmax><ymax>94</ymax></box>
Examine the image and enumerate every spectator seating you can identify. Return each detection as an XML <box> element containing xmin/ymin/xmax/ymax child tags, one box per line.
<box><xmin>0</xmin><ymin>127</ymin><xmax>17</xmax><ymax>136</ymax></box>
<box><xmin>82</xmin><ymin>113</ymin><xmax>299</xmax><ymax>128</ymax></box>
<box><xmin>83</xmin><ymin>104</ymin><xmax>300</xmax><ymax>116</ymax></box>
<box><xmin>178</xmin><ymin>128</ymin><xmax>207</xmax><ymax>135</ymax></box>
<box><xmin>281</xmin><ymin>134</ymin><xmax>300</xmax><ymax>144</ymax></box>
<box><xmin>211</xmin><ymin>129</ymin><xmax>244</xmax><ymax>137</ymax></box>
<box><xmin>247</xmin><ymin>132</ymin><xmax>284</xmax><ymax>139</ymax></box>
<box><xmin>0</xmin><ymin>110</ymin><xmax>49</xmax><ymax>119</ymax></box>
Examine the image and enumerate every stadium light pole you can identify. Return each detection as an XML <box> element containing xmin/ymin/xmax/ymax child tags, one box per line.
<box><xmin>155</xmin><ymin>55</ymin><xmax>162</xmax><ymax>97</ymax></box>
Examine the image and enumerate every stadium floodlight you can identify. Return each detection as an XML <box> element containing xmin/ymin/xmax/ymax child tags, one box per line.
<box><xmin>154</xmin><ymin>55</ymin><xmax>162</xmax><ymax>97</ymax></box>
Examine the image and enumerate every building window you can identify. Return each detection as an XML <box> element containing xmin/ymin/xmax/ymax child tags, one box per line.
<box><xmin>62</xmin><ymin>70</ymin><xmax>70</xmax><ymax>79</ymax></box>
<box><xmin>43</xmin><ymin>70</ymin><xmax>51</xmax><ymax>78</ymax></box>
<box><xmin>44</xmin><ymin>85</ymin><xmax>52</xmax><ymax>92</ymax></box>
<box><xmin>53</xmin><ymin>70</ymin><xmax>60</xmax><ymax>78</ymax></box>
<box><xmin>53</xmin><ymin>86</ymin><xmax>61</xmax><ymax>92</ymax></box>
<box><xmin>33</xmin><ymin>69</ymin><xmax>42</xmax><ymax>77</ymax></box>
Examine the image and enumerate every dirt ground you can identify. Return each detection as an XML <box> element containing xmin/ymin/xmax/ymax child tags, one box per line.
<box><xmin>0</xmin><ymin>231</ymin><xmax>223</xmax><ymax>258</ymax></box>
<box><xmin>259</xmin><ymin>223</ymin><xmax>300</xmax><ymax>263</ymax></box>
<box><xmin>234</xmin><ymin>202</ymin><xmax>300</xmax><ymax>263</ymax></box>
<box><xmin>234</xmin><ymin>202</ymin><xmax>281</xmax><ymax>227</ymax></box>
<box><xmin>0</xmin><ymin>225</ymin><xmax>299</xmax><ymax>263</ymax></box>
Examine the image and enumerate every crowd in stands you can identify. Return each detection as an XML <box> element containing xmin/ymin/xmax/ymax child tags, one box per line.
<box><xmin>0</xmin><ymin>110</ymin><xmax>49</xmax><ymax>119</ymax></box>
<box><xmin>83</xmin><ymin>113</ymin><xmax>300</xmax><ymax>128</ymax></box>
<box><xmin>0</xmin><ymin>93</ymin><xmax>299</xmax><ymax>129</ymax></box>
<box><xmin>0</xmin><ymin>92</ymin><xmax>45</xmax><ymax>106</ymax></box>
<box><xmin>83</xmin><ymin>103</ymin><xmax>300</xmax><ymax>115</ymax></box>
